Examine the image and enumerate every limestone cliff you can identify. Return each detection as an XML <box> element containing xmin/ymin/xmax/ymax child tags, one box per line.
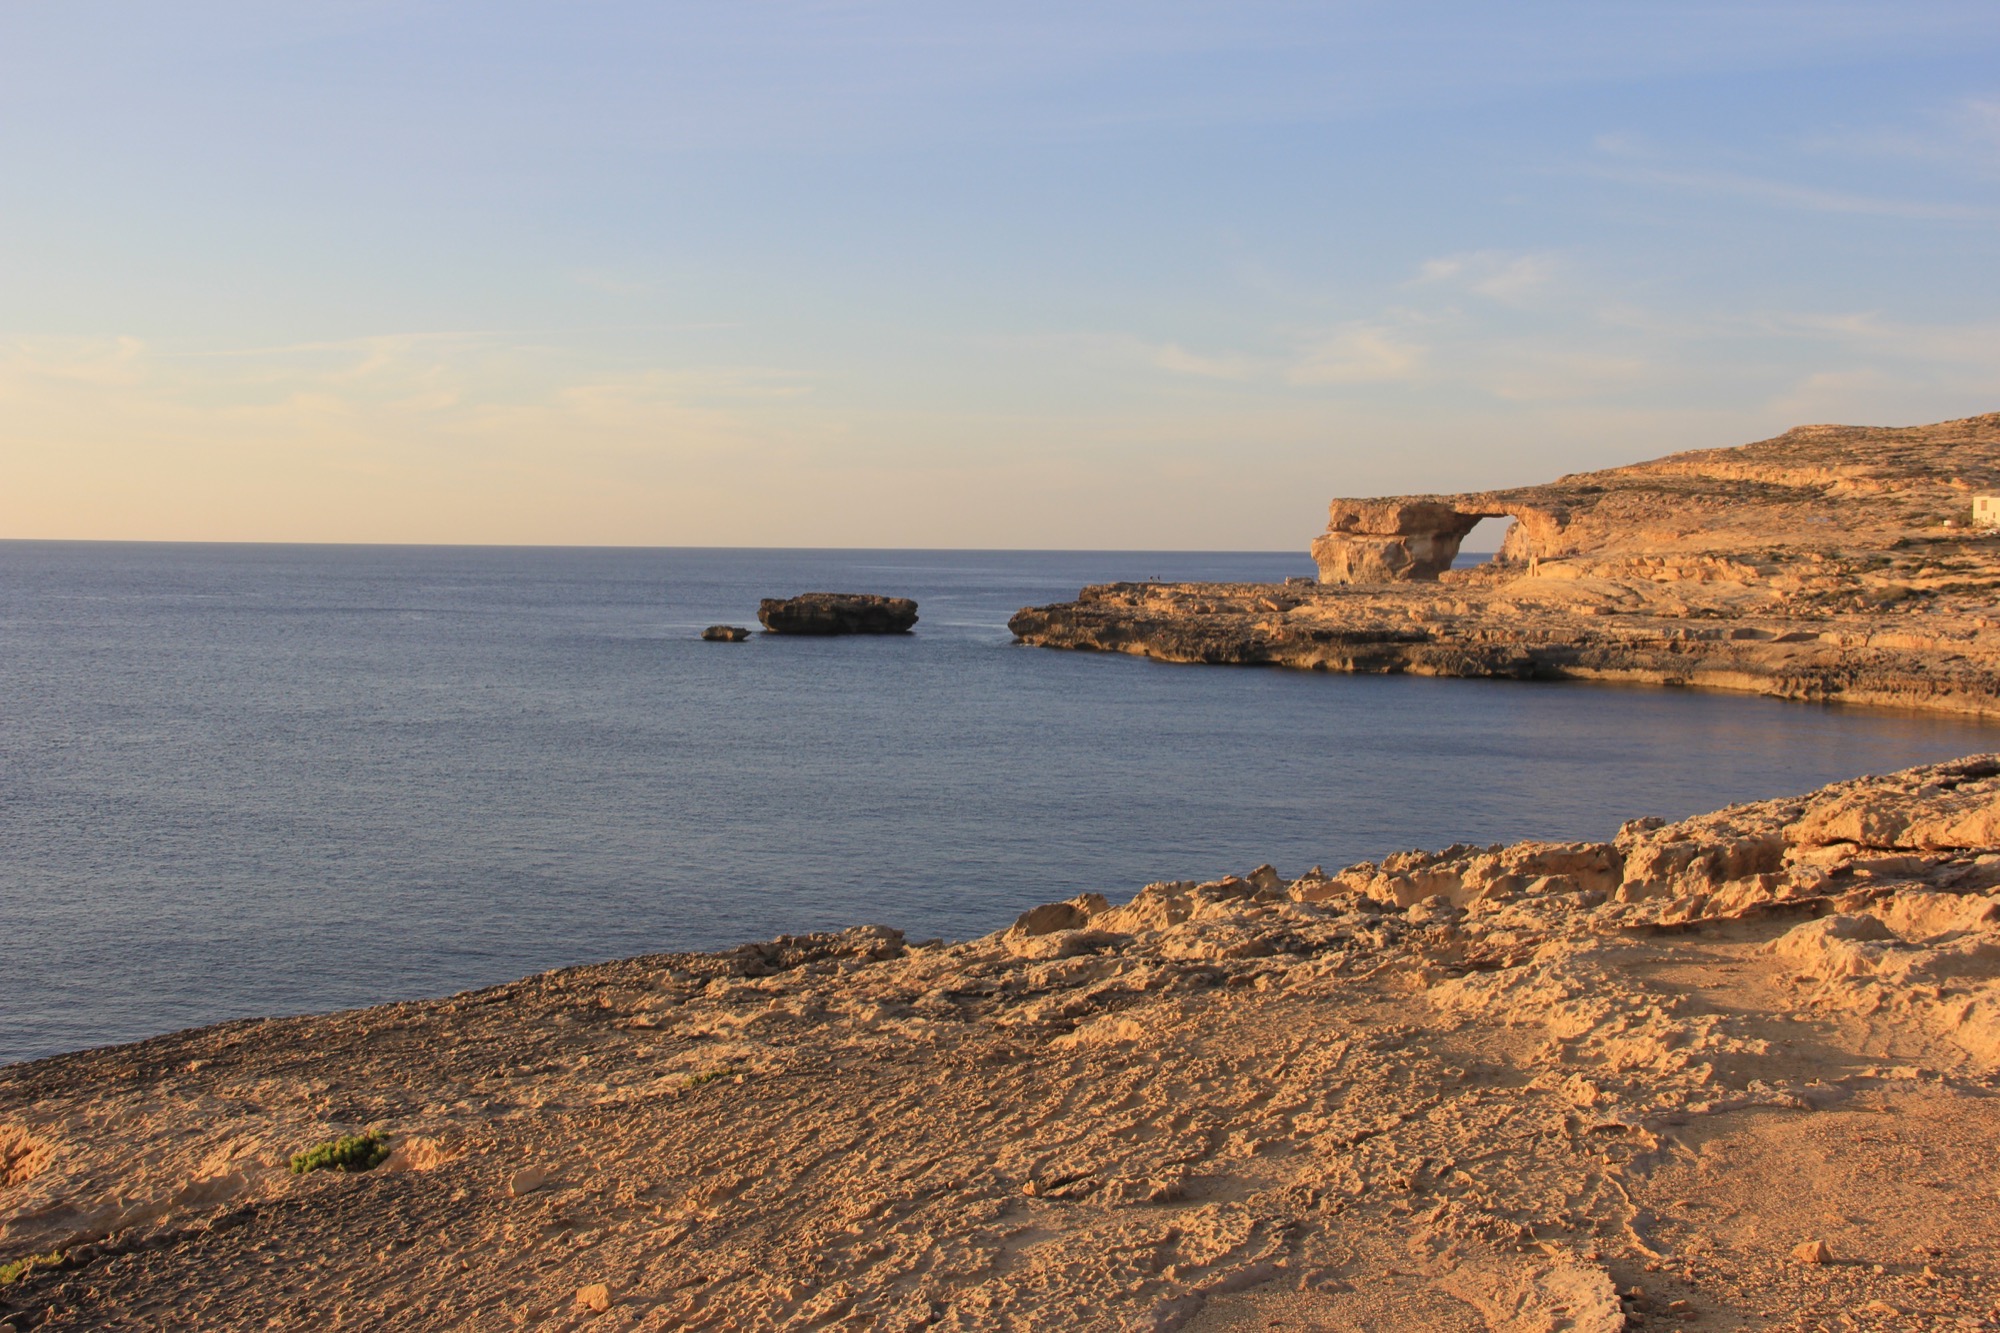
<box><xmin>1013</xmin><ymin>413</ymin><xmax>2000</xmax><ymax>714</ymax></box>
<box><xmin>1310</xmin><ymin>413</ymin><xmax>2000</xmax><ymax>583</ymax></box>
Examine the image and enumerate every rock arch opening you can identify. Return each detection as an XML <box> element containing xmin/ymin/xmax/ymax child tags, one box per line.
<box><xmin>1457</xmin><ymin>516</ymin><xmax>1516</xmax><ymax>567</ymax></box>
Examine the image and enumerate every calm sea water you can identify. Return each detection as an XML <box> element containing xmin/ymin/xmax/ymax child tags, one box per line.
<box><xmin>4</xmin><ymin>541</ymin><xmax>1996</xmax><ymax>1066</ymax></box>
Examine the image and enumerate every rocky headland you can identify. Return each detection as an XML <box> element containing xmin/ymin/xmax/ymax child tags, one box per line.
<box><xmin>7</xmin><ymin>757</ymin><xmax>2000</xmax><ymax>1329</ymax></box>
<box><xmin>1010</xmin><ymin>413</ymin><xmax>2000</xmax><ymax>715</ymax></box>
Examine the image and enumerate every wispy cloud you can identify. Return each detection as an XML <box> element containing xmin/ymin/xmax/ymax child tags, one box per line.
<box><xmin>1586</xmin><ymin>162</ymin><xmax>1997</xmax><ymax>221</ymax></box>
<box><xmin>1153</xmin><ymin>342</ymin><xmax>1257</xmax><ymax>380</ymax></box>
<box><xmin>1805</xmin><ymin>95</ymin><xmax>2000</xmax><ymax>181</ymax></box>
<box><xmin>1415</xmin><ymin>250</ymin><xmax>1558</xmax><ymax>302</ymax></box>
<box><xmin>1470</xmin><ymin>348</ymin><xmax>1648</xmax><ymax>403</ymax></box>
<box><xmin>0</xmin><ymin>334</ymin><xmax>815</xmax><ymax>466</ymax></box>
<box><xmin>1761</xmin><ymin>310</ymin><xmax>2000</xmax><ymax>365</ymax></box>
<box><xmin>0</xmin><ymin>335</ymin><xmax>150</xmax><ymax>389</ymax></box>
<box><xmin>1286</xmin><ymin>325</ymin><xmax>1425</xmax><ymax>385</ymax></box>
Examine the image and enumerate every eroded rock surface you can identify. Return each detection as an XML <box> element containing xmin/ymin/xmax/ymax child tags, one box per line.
<box><xmin>758</xmin><ymin>593</ymin><xmax>919</xmax><ymax>635</ymax></box>
<box><xmin>1014</xmin><ymin>414</ymin><xmax>2000</xmax><ymax>714</ymax></box>
<box><xmin>1310</xmin><ymin>412</ymin><xmax>2000</xmax><ymax>585</ymax></box>
<box><xmin>8</xmin><ymin>758</ymin><xmax>2000</xmax><ymax>1329</ymax></box>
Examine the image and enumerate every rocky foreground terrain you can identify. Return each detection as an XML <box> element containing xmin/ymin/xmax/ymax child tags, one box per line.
<box><xmin>7</xmin><ymin>757</ymin><xmax>2000</xmax><ymax>1330</ymax></box>
<box><xmin>1010</xmin><ymin>414</ymin><xmax>2000</xmax><ymax>714</ymax></box>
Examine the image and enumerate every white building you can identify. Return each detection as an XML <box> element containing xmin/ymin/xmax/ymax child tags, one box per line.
<box><xmin>1977</xmin><ymin>496</ymin><xmax>2000</xmax><ymax>529</ymax></box>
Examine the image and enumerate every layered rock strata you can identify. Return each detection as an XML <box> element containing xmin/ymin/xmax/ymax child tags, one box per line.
<box><xmin>7</xmin><ymin>758</ymin><xmax>2000</xmax><ymax>1329</ymax></box>
<box><xmin>1309</xmin><ymin>413</ymin><xmax>2000</xmax><ymax>585</ymax></box>
<box><xmin>758</xmin><ymin>593</ymin><xmax>919</xmax><ymax>635</ymax></box>
<box><xmin>1014</xmin><ymin>414</ymin><xmax>2000</xmax><ymax>714</ymax></box>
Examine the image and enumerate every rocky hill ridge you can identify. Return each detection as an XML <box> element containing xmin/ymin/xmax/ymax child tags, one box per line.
<box><xmin>1311</xmin><ymin>412</ymin><xmax>2000</xmax><ymax>582</ymax></box>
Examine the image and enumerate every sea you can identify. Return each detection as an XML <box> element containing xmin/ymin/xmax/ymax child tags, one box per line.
<box><xmin>4</xmin><ymin>541</ymin><xmax>1996</xmax><ymax>1067</ymax></box>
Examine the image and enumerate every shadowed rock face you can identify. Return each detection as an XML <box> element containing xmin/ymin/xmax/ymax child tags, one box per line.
<box><xmin>1311</xmin><ymin>498</ymin><xmax>1571</xmax><ymax>582</ymax></box>
<box><xmin>757</xmin><ymin>593</ymin><xmax>919</xmax><ymax>635</ymax></box>
<box><xmin>1312</xmin><ymin>501</ymin><xmax>1493</xmax><ymax>582</ymax></box>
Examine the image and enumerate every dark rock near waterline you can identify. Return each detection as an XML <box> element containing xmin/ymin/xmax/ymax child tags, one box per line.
<box><xmin>758</xmin><ymin>593</ymin><xmax>919</xmax><ymax>636</ymax></box>
<box><xmin>701</xmin><ymin>625</ymin><xmax>752</xmax><ymax>642</ymax></box>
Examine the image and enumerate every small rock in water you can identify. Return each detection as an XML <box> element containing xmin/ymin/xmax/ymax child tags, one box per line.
<box><xmin>758</xmin><ymin>593</ymin><xmax>918</xmax><ymax>635</ymax></box>
<box><xmin>701</xmin><ymin>625</ymin><xmax>751</xmax><ymax>642</ymax></box>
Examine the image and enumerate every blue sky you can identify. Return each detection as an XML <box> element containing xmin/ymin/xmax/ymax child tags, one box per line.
<box><xmin>4</xmin><ymin>2</ymin><xmax>1997</xmax><ymax>546</ymax></box>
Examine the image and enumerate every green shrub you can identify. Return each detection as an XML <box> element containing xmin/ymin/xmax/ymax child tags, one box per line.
<box><xmin>686</xmin><ymin>1066</ymin><xmax>734</xmax><ymax>1088</ymax></box>
<box><xmin>0</xmin><ymin>1250</ymin><xmax>62</xmax><ymax>1285</ymax></box>
<box><xmin>289</xmin><ymin>1131</ymin><xmax>390</xmax><ymax>1176</ymax></box>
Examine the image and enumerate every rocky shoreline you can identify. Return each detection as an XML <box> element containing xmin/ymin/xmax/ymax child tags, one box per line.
<box><xmin>1006</xmin><ymin>576</ymin><xmax>2000</xmax><ymax>714</ymax></box>
<box><xmin>1011</xmin><ymin>414</ymin><xmax>2000</xmax><ymax>716</ymax></box>
<box><xmin>7</xmin><ymin>756</ymin><xmax>2000</xmax><ymax>1329</ymax></box>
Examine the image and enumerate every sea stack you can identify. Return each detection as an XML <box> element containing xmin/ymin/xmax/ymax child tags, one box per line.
<box><xmin>758</xmin><ymin>593</ymin><xmax>919</xmax><ymax>635</ymax></box>
<box><xmin>701</xmin><ymin>625</ymin><xmax>751</xmax><ymax>642</ymax></box>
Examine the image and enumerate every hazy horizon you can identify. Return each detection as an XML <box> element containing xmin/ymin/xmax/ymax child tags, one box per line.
<box><xmin>6</xmin><ymin>3</ymin><xmax>1998</xmax><ymax>548</ymax></box>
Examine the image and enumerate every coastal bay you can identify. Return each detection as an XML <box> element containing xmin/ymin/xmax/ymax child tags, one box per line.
<box><xmin>6</xmin><ymin>544</ymin><xmax>1983</xmax><ymax>1068</ymax></box>
<box><xmin>11</xmin><ymin>418</ymin><xmax>2000</xmax><ymax>1327</ymax></box>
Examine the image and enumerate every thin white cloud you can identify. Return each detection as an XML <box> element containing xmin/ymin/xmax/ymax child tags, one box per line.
<box><xmin>1477</xmin><ymin>348</ymin><xmax>1650</xmax><ymax>402</ymax></box>
<box><xmin>1286</xmin><ymin>326</ymin><xmax>1425</xmax><ymax>386</ymax></box>
<box><xmin>1588</xmin><ymin>162</ymin><xmax>1997</xmax><ymax>221</ymax></box>
<box><xmin>1755</xmin><ymin>310</ymin><xmax>2000</xmax><ymax>365</ymax></box>
<box><xmin>1413</xmin><ymin>250</ymin><xmax>1558</xmax><ymax>302</ymax></box>
<box><xmin>0</xmin><ymin>335</ymin><xmax>149</xmax><ymax>389</ymax></box>
<box><xmin>1474</xmin><ymin>256</ymin><xmax>1556</xmax><ymax>301</ymax></box>
<box><xmin>1153</xmin><ymin>343</ymin><xmax>1256</xmax><ymax>380</ymax></box>
<box><xmin>1805</xmin><ymin>95</ymin><xmax>2000</xmax><ymax>181</ymax></box>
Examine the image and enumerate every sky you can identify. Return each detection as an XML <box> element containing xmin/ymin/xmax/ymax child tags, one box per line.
<box><xmin>3</xmin><ymin>2</ymin><xmax>1998</xmax><ymax>549</ymax></box>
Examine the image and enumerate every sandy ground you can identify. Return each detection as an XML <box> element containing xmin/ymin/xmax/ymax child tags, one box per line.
<box><xmin>7</xmin><ymin>757</ymin><xmax>2000</xmax><ymax>1330</ymax></box>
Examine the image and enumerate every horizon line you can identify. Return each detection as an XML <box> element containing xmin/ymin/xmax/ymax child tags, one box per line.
<box><xmin>0</xmin><ymin>536</ymin><xmax>1330</xmax><ymax>556</ymax></box>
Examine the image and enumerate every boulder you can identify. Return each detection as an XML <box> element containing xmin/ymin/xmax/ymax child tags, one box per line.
<box><xmin>758</xmin><ymin>593</ymin><xmax>918</xmax><ymax>635</ymax></box>
<box><xmin>701</xmin><ymin>625</ymin><xmax>752</xmax><ymax>642</ymax></box>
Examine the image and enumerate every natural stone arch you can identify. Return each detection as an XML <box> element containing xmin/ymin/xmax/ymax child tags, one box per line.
<box><xmin>1309</xmin><ymin>496</ymin><xmax>1565</xmax><ymax>583</ymax></box>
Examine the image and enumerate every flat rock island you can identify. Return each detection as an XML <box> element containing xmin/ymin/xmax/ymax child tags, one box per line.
<box><xmin>757</xmin><ymin>593</ymin><xmax>919</xmax><ymax>635</ymax></box>
<box><xmin>1011</xmin><ymin>413</ymin><xmax>2000</xmax><ymax>715</ymax></box>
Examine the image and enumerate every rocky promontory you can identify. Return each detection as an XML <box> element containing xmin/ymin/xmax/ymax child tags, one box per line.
<box><xmin>1011</xmin><ymin>413</ymin><xmax>2000</xmax><ymax>714</ymax></box>
<box><xmin>7</xmin><ymin>757</ymin><xmax>2000</xmax><ymax>1328</ymax></box>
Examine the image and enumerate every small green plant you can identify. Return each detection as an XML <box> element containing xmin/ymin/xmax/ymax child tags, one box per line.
<box><xmin>685</xmin><ymin>1066</ymin><xmax>735</xmax><ymax>1088</ymax></box>
<box><xmin>0</xmin><ymin>1250</ymin><xmax>63</xmax><ymax>1285</ymax></box>
<box><xmin>289</xmin><ymin>1131</ymin><xmax>390</xmax><ymax>1176</ymax></box>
